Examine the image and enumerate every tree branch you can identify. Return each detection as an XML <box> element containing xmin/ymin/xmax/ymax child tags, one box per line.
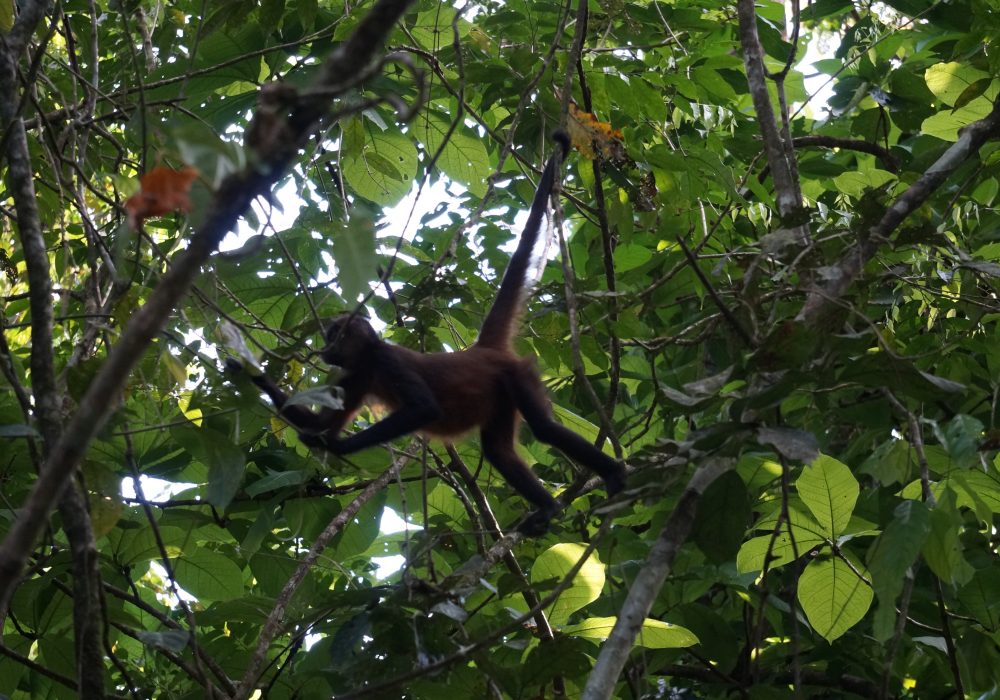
<box><xmin>0</xmin><ymin>8</ymin><xmax>107</xmax><ymax>695</ymax></box>
<box><xmin>581</xmin><ymin>460</ymin><xmax>731</xmax><ymax>700</ymax></box>
<box><xmin>735</xmin><ymin>0</ymin><xmax>802</xmax><ymax>217</ymax></box>
<box><xmin>798</xmin><ymin>95</ymin><xmax>1000</xmax><ymax>325</ymax></box>
<box><xmin>7</xmin><ymin>0</ymin><xmax>52</xmax><ymax>54</ymax></box>
<box><xmin>0</xmin><ymin>0</ymin><xmax>417</xmax><ymax>616</ymax></box>
<box><xmin>792</xmin><ymin>135</ymin><xmax>899</xmax><ymax>172</ymax></box>
<box><xmin>233</xmin><ymin>455</ymin><xmax>408</xmax><ymax>699</ymax></box>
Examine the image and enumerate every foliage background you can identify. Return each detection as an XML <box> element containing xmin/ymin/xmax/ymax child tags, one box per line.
<box><xmin>1</xmin><ymin>0</ymin><xmax>1000</xmax><ymax>698</ymax></box>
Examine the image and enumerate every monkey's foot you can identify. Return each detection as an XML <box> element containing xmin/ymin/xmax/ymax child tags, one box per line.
<box><xmin>516</xmin><ymin>507</ymin><xmax>558</xmax><ymax>537</ymax></box>
<box><xmin>604</xmin><ymin>467</ymin><xmax>627</xmax><ymax>496</ymax></box>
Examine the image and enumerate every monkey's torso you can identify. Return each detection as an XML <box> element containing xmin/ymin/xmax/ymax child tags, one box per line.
<box><xmin>362</xmin><ymin>342</ymin><xmax>534</xmax><ymax>440</ymax></box>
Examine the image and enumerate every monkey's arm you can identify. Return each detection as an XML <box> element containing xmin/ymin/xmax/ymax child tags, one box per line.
<box><xmin>226</xmin><ymin>358</ymin><xmax>356</xmax><ymax>436</ymax></box>
<box><xmin>310</xmin><ymin>351</ymin><xmax>442</xmax><ymax>455</ymax></box>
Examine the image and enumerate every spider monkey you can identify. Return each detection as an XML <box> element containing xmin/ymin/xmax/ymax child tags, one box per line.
<box><xmin>229</xmin><ymin>131</ymin><xmax>626</xmax><ymax>534</ymax></box>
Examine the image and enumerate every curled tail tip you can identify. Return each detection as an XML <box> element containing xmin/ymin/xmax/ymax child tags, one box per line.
<box><xmin>552</xmin><ymin>129</ymin><xmax>570</xmax><ymax>156</ymax></box>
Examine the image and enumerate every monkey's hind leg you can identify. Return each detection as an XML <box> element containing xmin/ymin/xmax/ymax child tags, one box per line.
<box><xmin>509</xmin><ymin>363</ymin><xmax>627</xmax><ymax>496</ymax></box>
<box><xmin>480</xmin><ymin>410</ymin><xmax>559</xmax><ymax>536</ymax></box>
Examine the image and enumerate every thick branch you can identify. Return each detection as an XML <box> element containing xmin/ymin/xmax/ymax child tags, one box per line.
<box><xmin>0</xmin><ymin>0</ymin><xmax>416</xmax><ymax>615</ymax></box>
<box><xmin>798</xmin><ymin>96</ymin><xmax>1000</xmax><ymax>325</ymax></box>
<box><xmin>0</xmin><ymin>12</ymin><xmax>106</xmax><ymax>696</ymax></box>
<box><xmin>7</xmin><ymin>0</ymin><xmax>52</xmax><ymax>54</ymax></box>
<box><xmin>792</xmin><ymin>135</ymin><xmax>899</xmax><ymax>172</ymax></box>
<box><xmin>736</xmin><ymin>0</ymin><xmax>801</xmax><ymax>216</ymax></box>
<box><xmin>581</xmin><ymin>460</ymin><xmax>731</xmax><ymax>700</ymax></box>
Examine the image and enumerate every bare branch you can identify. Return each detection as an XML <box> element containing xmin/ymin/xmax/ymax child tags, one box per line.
<box><xmin>581</xmin><ymin>460</ymin><xmax>731</xmax><ymax>700</ymax></box>
<box><xmin>735</xmin><ymin>0</ymin><xmax>802</xmax><ymax>217</ymax></box>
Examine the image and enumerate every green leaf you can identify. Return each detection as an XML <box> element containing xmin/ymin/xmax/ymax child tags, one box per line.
<box><xmin>416</xmin><ymin>111</ymin><xmax>491</xmax><ymax>198</ymax></box>
<box><xmin>172</xmin><ymin>548</ymin><xmax>244</xmax><ymax>601</ymax></box>
<box><xmin>531</xmin><ymin>543</ymin><xmax>605</xmax><ymax>626</ymax></box>
<box><xmin>858</xmin><ymin>438</ymin><xmax>914</xmax><ymax>486</ymax></box>
<box><xmin>334</xmin><ymin>494</ymin><xmax>384</xmax><ymax>560</ymax></box>
<box><xmin>331</xmin><ymin>215</ymin><xmax>377</xmax><ymax>303</ymax></box>
<box><xmin>692</xmin><ymin>470</ymin><xmax>751</xmax><ymax>563</ymax></box>
<box><xmin>923</xmin><ymin>491</ymin><xmax>975</xmax><ymax>587</ymax></box>
<box><xmin>921</xmin><ymin>97</ymin><xmax>996</xmax><ymax>141</ymax></box>
<box><xmin>949</xmin><ymin>469</ymin><xmax>1000</xmax><ymax>517</ymax></box>
<box><xmin>953</xmin><ymin>77</ymin><xmax>993</xmax><ymax>110</ymax></box>
<box><xmin>341</xmin><ymin>120</ymin><xmax>418</xmax><ymax>206</ymax></box>
<box><xmin>832</xmin><ymin>169</ymin><xmax>896</xmax><ymax>198</ymax></box>
<box><xmin>866</xmin><ymin>500</ymin><xmax>929</xmax><ymax>640</ymax></box>
<box><xmin>736</xmin><ymin>507</ymin><xmax>828</xmax><ymax>573</ymax></box>
<box><xmin>284</xmin><ymin>497</ymin><xmax>341</xmax><ymax>542</ymax></box>
<box><xmin>931</xmin><ymin>414</ymin><xmax>983</xmax><ymax>469</ymax></box>
<box><xmin>957</xmin><ymin>566</ymin><xmax>1000</xmax><ymax>631</ymax></box>
<box><xmin>613</xmin><ymin>244</ymin><xmax>653</xmax><ymax>273</ymax></box>
<box><xmin>426</xmin><ymin>483</ymin><xmax>467</xmax><ymax>523</ymax></box>
<box><xmin>410</xmin><ymin>6</ymin><xmax>471</xmax><ymax>49</ymax></box>
<box><xmin>564</xmin><ymin>616</ymin><xmax>699</xmax><ymax>648</ymax></box>
<box><xmin>798</xmin><ymin>555</ymin><xmax>873</xmax><ymax>642</ymax></box>
<box><xmin>245</xmin><ymin>469</ymin><xmax>309</xmax><ymax>497</ymax></box>
<box><xmin>866</xmin><ymin>500</ymin><xmax>929</xmax><ymax>600</ymax></box>
<box><xmin>924</xmin><ymin>62</ymin><xmax>991</xmax><ymax>106</ymax></box>
<box><xmin>796</xmin><ymin>454</ymin><xmax>859</xmax><ymax>538</ymax></box>
<box><xmin>174</xmin><ymin>427</ymin><xmax>246</xmax><ymax>511</ymax></box>
<box><xmin>551</xmin><ymin>403</ymin><xmax>603</xmax><ymax>449</ymax></box>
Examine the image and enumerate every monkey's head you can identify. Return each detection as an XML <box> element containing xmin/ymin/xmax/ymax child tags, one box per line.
<box><xmin>320</xmin><ymin>314</ymin><xmax>379</xmax><ymax>367</ymax></box>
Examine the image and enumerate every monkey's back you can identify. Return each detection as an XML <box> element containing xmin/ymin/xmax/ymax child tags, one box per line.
<box><xmin>381</xmin><ymin>345</ymin><xmax>525</xmax><ymax>439</ymax></box>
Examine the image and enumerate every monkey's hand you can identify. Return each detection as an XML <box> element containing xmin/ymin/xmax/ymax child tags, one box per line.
<box><xmin>298</xmin><ymin>430</ymin><xmax>346</xmax><ymax>454</ymax></box>
<box><xmin>224</xmin><ymin>355</ymin><xmax>265</xmax><ymax>379</ymax></box>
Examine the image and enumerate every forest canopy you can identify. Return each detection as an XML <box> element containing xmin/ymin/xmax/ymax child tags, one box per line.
<box><xmin>1</xmin><ymin>0</ymin><xmax>1000</xmax><ymax>698</ymax></box>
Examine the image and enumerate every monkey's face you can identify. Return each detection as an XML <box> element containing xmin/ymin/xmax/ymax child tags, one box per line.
<box><xmin>320</xmin><ymin>315</ymin><xmax>378</xmax><ymax>368</ymax></box>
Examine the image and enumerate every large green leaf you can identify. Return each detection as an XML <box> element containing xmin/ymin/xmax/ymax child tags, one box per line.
<box><xmin>796</xmin><ymin>454</ymin><xmax>859</xmax><ymax>538</ymax></box>
<box><xmin>736</xmin><ymin>506</ymin><xmax>828</xmax><ymax>573</ymax></box>
<box><xmin>330</xmin><ymin>215</ymin><xmax>377</xmax><ymax>303</ymax></box>
<box><xmin>798</xmin><ymin>555</ymin><xmax>873</xmax><ymax>643</ymax></box>
<box><xmin>923</xmin><ymin>491</ymin><xmax>975</xmax><ymax>587</ymax></box>
<box><xmin>341</xmin><ymin>119</ymin><xmax>418</xmax><ymax>206</ymax></box>
<box><xmin>415</xmin><ymin>111</ymin><xmax>491</xmax><ymax>198</ymax></box>
<box><xmin>866</xmin><ymin>500</ymin><xmax>929</xmax><ymax>640</ymax></box>
<box><xmin>530</xmin><ymin>543</ymin><xmax>605</xmax><ymax>626</ymax></box>
<box><xmin>173</xmin><ymin>548</ymin><xmax>245</xmax><ymax>602</ymax></box>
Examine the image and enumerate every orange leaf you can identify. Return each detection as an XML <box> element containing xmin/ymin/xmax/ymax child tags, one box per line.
<box><xmin>124</xmin><ymin>166</ymin><xmax>199</xmax><ymax>229</ymax></box>
<box><xmin>567</xmin><ymin>103</ymin><xmax>625</xmax><ymax>162</ymax></box>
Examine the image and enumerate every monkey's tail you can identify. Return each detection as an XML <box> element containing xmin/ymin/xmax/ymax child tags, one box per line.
<box><xmin>476</xmin><ymin>131</ymin><xmax>570</xmax><ymax>349</ymax></box>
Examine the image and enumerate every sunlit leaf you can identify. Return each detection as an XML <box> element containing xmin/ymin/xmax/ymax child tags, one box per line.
<box><xmin>565</xmin><ymin>616</ymin><xmax>699</xmax><ymax>648</ymax></box>
<box><xmin>531</xmin><ymin>543</ymin><xmax>605</xmax><ymax>626</ymax></box>
<box><xmin>798</xmin><ymin>555</ymin><xmax>873</xmax><ymax>643</ymax></box>
<box><xmin>796</xmin><ymin>454</ymin><xmax>859</xmax><ymax>538</ymax></box>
